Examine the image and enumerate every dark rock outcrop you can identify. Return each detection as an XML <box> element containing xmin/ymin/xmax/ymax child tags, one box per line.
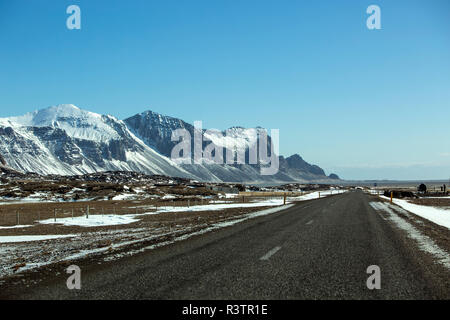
<box><xmin>328</xmin><ymin>173</ymin><xmax>340</xmax><ymax>180</ymax></box>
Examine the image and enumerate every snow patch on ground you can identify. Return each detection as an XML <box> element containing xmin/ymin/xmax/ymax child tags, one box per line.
<box><xmin>380</xmin><ymin>196</ymin><xmax>450</xmax><ymax>229</ymax></box>
<box><xmin>0</xmin><ymin>225</ymin><xmax>32</xmax><ymax>229</ymax></box>
<box><xmin>0</xmin><ymin>234</ymin><xmax>77</xmax><ymax>243</ymax></box>
<box><xmin>370</xmin><ymin>201</ymin><xmax>450</xmax><ymax>270</ymax></box>
<box><xmin>111</xmin><ymin>194</ymin><xmax>138</xmax><ymax>201</ymax></box>
<box><xmin>39</xmin><ymin>214</ymin><xmax>140</xmax><ymax>227</ymax></box>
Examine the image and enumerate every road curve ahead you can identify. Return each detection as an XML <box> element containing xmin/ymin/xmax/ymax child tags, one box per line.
<box><xmin>4</xmin><ymin>190</ymin><xmax>450</xmax><ymax>299</ymax></box>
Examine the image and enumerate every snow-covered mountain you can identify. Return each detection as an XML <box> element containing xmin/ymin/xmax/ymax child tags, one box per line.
<box><xmin>124</xmin><ymin>110</ymin><xmax>340</xmax><ymax>183</ymax></box>
<box><xmin>0</xmin><ymin>105</ymin><xmax>193</xmax><ymax>178</ymax></box>
<box><xmin>0</xmin><ymin>105</ymin><xmax>340</xmax><ymax>183</ymax></box>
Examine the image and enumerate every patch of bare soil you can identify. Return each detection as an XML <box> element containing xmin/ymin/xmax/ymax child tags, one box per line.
<box><xmin>0</xmin><ymin>196</ymin><xmax>248</xmax><ymax>230</ymax></box>
<box><xmin>409</xmin><ymin>198</ymin><xmax>450</xmax><ymax>208</ymax></box>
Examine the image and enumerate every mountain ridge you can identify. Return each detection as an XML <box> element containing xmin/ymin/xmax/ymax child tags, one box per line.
<box><xmin>0</xmin><ymin>104</ymin><xmax>340</xmax><ymax>183</ymax></box>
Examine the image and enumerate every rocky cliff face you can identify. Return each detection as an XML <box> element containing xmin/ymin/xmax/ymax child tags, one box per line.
<box><xmin>124</xmin><ymin>110</ymin><xmax>338</xmax><ymax>182</ymax></box>
<box><xmin>125</xmin><ymin>111</ymin><xmax>194</xmax><ymax>157</ymax></box>
<box><xmin>0</xmin><ymin>153</ymin><xmax>6</xmax><ymax>166</ymax></box>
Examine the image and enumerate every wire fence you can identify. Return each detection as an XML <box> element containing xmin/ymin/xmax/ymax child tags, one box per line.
<box><xmin>0</xmin><ymin>191</ymin><xmax>322</xmax><ymax>227</ymax></box>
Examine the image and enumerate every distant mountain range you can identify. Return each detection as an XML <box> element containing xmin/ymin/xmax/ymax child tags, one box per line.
<box><xmin>0</xmin><ymin>104</ymin><xmax>340</xmax><ymax>183</ymax></box>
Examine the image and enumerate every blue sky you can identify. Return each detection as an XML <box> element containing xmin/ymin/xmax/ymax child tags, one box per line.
<box><xmin>0</xmin><ymin>0</ymin><xmax>449</xmax><ymax>180</ymax></box>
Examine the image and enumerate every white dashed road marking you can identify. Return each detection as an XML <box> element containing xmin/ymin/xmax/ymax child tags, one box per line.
<box><xmin>260</xmin><ymin>246</ymin><xmax>282</xmax><ymax>261</ymax></box>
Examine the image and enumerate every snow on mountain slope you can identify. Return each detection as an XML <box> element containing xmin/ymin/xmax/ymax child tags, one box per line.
<box><xmin>124</xmin><ymin>110</ymin><xmax>336</xmax><ymax>183</ymax></box>
<box><xmin>0</xmin><ymin>105</ymin><xmax>195</xmax><ymax>178</ymax></box>
<box><xmin>1</xmin><ymin>104</ymin><xmax>119</xmax><ymax>142</ymax></box>
<box><xmin>203</xmin><ymin>127</ymin><xmax>259</xmax><ymax>151</ymax></box>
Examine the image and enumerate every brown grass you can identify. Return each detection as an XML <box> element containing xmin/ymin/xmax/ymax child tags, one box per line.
<box><xmin>0</xmin><ymin>194</ymin><xmax>285</xmax><ymax>229</ymax></box>
<box><xmin>409</xmin><ymin>198</ymin><xmax>450</xmax><ymax>208</ymax></box>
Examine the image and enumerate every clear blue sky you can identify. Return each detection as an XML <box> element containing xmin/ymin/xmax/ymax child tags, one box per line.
<box><xmin>0</xmin><ymin>0</ymin><xmax>449</xmax><ymax>180</ymax></box>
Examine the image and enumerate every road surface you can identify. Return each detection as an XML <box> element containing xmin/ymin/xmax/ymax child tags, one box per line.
<box><xmin>2</xmin><ymin>190</ymin><xmax>449</xmax><ymax>299</ymax></box>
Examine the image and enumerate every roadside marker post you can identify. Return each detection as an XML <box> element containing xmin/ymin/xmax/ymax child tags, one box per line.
<box><xmin>16</xmin><ymin>210</ymin><xmax>19</xmax><ymax>225</ymax></box>
<box><xmin>86</xmin><ymin>205</ymin><xmax>89</xmax><ymax>219</ymax></box>
<box><xmin>54</xmin><ymin>208</ymin><xmax>56</xmax><ymax>222</ymax></box>
<box><xmin>390</xmin><ymin>191</ymin><xmax>393</xmax><ymax>203</ymax></box>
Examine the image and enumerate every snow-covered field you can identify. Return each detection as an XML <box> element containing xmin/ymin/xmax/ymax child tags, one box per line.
<box><xmin>379</xmin><ymin>196</ymin><xmax>450</xmax><ymax>229</ymax></box>
<box><xmin>39</xmin><ymin>214</ymin><xmax>140</xmax><ymax>227</ymax></box>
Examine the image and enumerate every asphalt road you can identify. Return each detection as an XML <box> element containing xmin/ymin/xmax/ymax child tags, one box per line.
<box><xmin>4</xmin><ymin>190</ymin><xmax>450</xmax><ymax>299</ymax></box>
